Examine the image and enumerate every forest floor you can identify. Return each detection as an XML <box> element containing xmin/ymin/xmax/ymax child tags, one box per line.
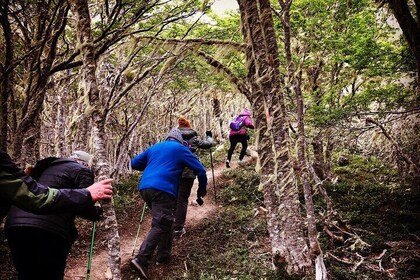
<box><xmin>64</xmin><ymin>158</ymin><xmax>243</xmax><ymax>280</ymax></box>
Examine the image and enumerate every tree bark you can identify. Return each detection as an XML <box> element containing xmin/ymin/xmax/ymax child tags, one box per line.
<box><xmin>10</xmin><ymin>0</ymin><xmax>69</xmax><ymax>163</ymax></box>
<box><xmin>0</xmin><ymin>0</ymin><xmax>14</xmax><ymax>151</ymax></box>
<box><xmin>69</xmin><ymin>1</ymin><xmax>121</xmax><ymax>279</ymax></box>
<box><xmin>382</xmin><ymin>0</ymin><xmax>420</xmax><ymax>101</ymax></box>
<box><xmin>238</xmin><ymin>0</ymin><xmax>312</xmax><ymax>275</ymax></box>
<box><xmin>279</xmin><ymin>0</ymin><xmax>327</xmax><ymax>277</ymax></box>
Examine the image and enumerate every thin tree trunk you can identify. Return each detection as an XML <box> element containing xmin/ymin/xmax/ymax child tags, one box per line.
<box><xmin>279</xmin><ymin>0</ymin><xmax>327</xmax><ymax>277</ymax></box>
<box><xmin>312</xmin><ymin>132</ymin><xmax>326</xmax><ymax>180</ymax></box>
<box><xmin>0</xmin><ymin>0</ymin><xmax>14</xmax><ymax>151</ymax></box>
<box><xmin>54</xmin><ymin>80</ymin><xmax>68</xmax><ymax>157</ymax></box>
<box><xmin>238</xmin><ymin>0</ymin><xmax>312</xmax><ymax>275</ymax></box>
<box><xmin>11</xmin><ymin>0</ymin><xmax>69</xmax><ymax>163</ymax></box>
<box><xmin>279</xmin><ymin>0</ymin><xmax>327</xmax><ymax>280</ymax></box>
<box><xmin>69</xmin><ymin>1</ymin><xmax>121</xmax><ymax>279</ymax></box>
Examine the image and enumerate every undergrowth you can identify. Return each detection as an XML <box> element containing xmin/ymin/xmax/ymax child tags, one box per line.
<box><xmin>318</xmin><ymin>154</ymin><xmax>420</xmax><ymax>279</ymax></box>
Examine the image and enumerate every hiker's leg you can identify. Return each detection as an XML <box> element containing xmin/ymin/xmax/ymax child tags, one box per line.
<box><xmin>6</xmin><ymin>226</ymin><xmax>70</xmax><ymax>280</ymax></box>
<box><xmin>174</xmin><ymin>178</ymin><xmax>194</xmax><ymax>232</ymax></box>
<box><xmin>227</xmin><ymin>135</ymin><xmax>239</xmax><ymax>161</ymax></box>
<box><xmin>239</xmin><ymin>135</ymin><xmax>248</xmax><ymax>161</ymax></box>
<box><xmin>6</xmin><ymin>227</ymin><xmax>37</xmax><ymax>280</ymax></box>
<box><xmin>156</xmin><ymin>192</ymin><xmax>176</xmax><ymax>262</ymax></box>
<box><xmin>136</xmin><ymin>189</ymin><xmax>175</xmax><ymax>264</ymax></box>
<box><xmin>36</xmin><ymin>230</ymin><xmax>71</xmax><ymax>280</ymax></box>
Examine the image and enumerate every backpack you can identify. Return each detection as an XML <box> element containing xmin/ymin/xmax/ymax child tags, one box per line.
<box><xmin>229</xmin><ymin>116</ymin><xmax>244</xmax><ymax>131</ymax></box>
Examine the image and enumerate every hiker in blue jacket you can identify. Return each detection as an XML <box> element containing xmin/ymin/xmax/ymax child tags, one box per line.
<box><xmin>6</xmin><ymin>151</ymin><xmax>102</xmax><ymax>280</ymax></box>
<box><xmin>131</xmin><ymin>129</ymin><xmax>207</xmax><ymax>280</ymax></box>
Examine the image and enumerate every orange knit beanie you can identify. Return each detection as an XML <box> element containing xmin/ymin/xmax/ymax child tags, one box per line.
<box><xmin>178</xmin><ymin>116</ymin><xmax>191</xmax><ymax>128</ymax></box>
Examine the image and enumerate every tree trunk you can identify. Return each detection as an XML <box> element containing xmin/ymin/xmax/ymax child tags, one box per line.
<box><xmin>312</xmin><ymin>132</ymin><xmax>327</xmax><ymax>180</ymax></box>
<box><xmin>54</xmin><ymin>81</ymin><xmax>68</xmax><ymax>157</ymax></box>
<box><xmin>238</xmin><ymin>0</ymin><xmax>312</xmax><ymax>275</ymax></box>
<box><xmin>10</xmin><ymin>0</ymin><xmax>69</xmax><ymax>163</ymax></box>
<box><xmin>384</xmin><ymin>0</ymin><xmax>420</xmax><ymax>102</ymax></box>
<box><xmin>69</xmin><ymin>1</ymin><xmax>121</xmax><ymax>279</ymax></box>
<box><xmin>0</xmin><ymin>0</ymin><xmax>14</xmax><ymax>151</ymax></box>
<box><xmin>279</xmin><ymin>0</ymin><xmax>327</xmax><ymax>277</ymax></box>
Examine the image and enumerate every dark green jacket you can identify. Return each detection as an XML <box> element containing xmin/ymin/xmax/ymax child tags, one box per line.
<box><xmin>0</xmin><ymin>150</ymin><xmax>92</xmax><ymax>220</ymax></box>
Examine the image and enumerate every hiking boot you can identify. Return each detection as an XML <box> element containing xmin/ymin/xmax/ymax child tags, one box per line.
<box><xmin>173</xmin><ymin>227</ymin><xmax>186</xmax><ymax>238</ymax></box>
<box><xmin>156</xmin><ymin>257</ymin><xmax>171</xmax><ymax>266</ymax></box>
<box><xmin>131</xmin><ymin>258</ymin><xmax>149</xmax><ymax>280</ymax></box>
<box><xmin>225</xmin><ymin>160</ymin><xmax>230</xmax><ymax>168</ymax></box>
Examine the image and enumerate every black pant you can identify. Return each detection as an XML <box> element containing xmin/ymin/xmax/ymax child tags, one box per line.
<box><xmin>136</xmin><ymin>189</ymin><xmax>176</xmax><ymax>265</ymax></box>
<box><xmin>174</xmin><ymin>178</ymin><xmax>195</xmax><ymax>231</ymax></box>
<box><xmin>6</xmin><ymin>226</ymin><xmax>71</xmax><ymax>280</ymax></box>
<box><xmin>227</xmin><ymin>134</ymin><xmax>248</xmax><ymax>161</ymax></box>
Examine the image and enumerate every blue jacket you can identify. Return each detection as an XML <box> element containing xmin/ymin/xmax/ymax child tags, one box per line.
<box><xmin>131</xmin><ymin>140</ymin><xmax>207</xmax><ymax>197</ymax></box>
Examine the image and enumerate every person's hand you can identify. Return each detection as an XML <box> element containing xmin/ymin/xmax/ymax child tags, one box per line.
<box><xmin>205</xmin><ymin>130</ymin><xmax>212</xmax><ymax>137</ymax></box>
<box><xmin>197</xmin><ymin>184</ymin><xmax>207</xmax><ymax>198</ymax></box>
<box><xmin>87</xmin><ymin>179</ymin><xmax>113</xmax><ymax>202</ymax></box>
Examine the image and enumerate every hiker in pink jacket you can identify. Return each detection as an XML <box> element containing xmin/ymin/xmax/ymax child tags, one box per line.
<box><xmin>226</xmin><ymin>109</ymin><xmax>254</xmax><ymax>168</ymax></box>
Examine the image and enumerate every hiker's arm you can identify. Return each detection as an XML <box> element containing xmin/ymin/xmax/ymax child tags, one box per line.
<box><xmin>0</xmin><ymin>150</ymin><xmax>111</xmax><ymax>214</ymax></box>
<box><xmin>182</xmin><ymin>149</ymin><xmax>208</xmax><ymax>197</ymax></box>
<box><xmin>244</xmin><ymin>116</ymin><xmax>254</xmax><ymax>129</ymax></box>
<box><xmin>75</xmin><ymin>169</ymin><xmax>99</xmax><ymax>221</ymax></box>
<box><xmin>193</xmin><ymin>135</ymin><xmax>214</xmax><ymax>149</ymax></box>
<box><xmin>131</xmin><ymin>151</ymin><xmax>148</xmax><ymax>171</ymax></box>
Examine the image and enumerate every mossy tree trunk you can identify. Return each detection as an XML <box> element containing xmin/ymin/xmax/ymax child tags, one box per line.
<box><xmin>279</xmin><ymin>0</ymin><xmax>327</xmax><ymax>277</ymax></box>
<box><xmin>238</xmin><ymin>0</ymin><xmax>313</xmax><ymax>275</ymax></box>
<box><xmin>69</xmin><ymin>0</ymin><xmax>121</xmax><ymax>279</ymax></box>
<box><xmin>0</xmin><ymin>0</ymin><xmax>14</xmax><ymax>152</ymax></box>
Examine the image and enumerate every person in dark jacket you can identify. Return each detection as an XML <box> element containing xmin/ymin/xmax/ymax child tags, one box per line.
<box><xmin>226</xmin><ymin>109</ymin><xmax>254</xmax><ymax>168</ymax></box>
<box><xmin>5</xmin><ymin>151</ymin><xmax>101</xmax><ymax>280</ymax></box>
<box><xmin>0</xmin><ymin>149</ymin><xmax>113</xmax><ymax>220</ymax></box>
<box><xmin>130</xmin><ymin>129</ymin><xmax>207</xmax><ymax>280</ymax></box>
<box><xmin>174</xmin><ymin>116</ymin><xmax>213</xmax><ymax>238</ymax></box>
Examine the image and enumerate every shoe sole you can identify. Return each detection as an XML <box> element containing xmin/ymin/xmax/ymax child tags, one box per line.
<box><xmin>131</xmin><ymin>259</ymin><xmax>149</xmax><ymax>280</ymax></box>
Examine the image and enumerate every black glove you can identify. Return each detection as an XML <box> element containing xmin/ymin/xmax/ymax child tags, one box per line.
<box><xmin>93</xmin><ymin>206</ymin><xmax>103</xmax><ymax>221</ymax></box>
<box><xmin>205</xmin><ymin>130</ymin><xmax>212</xmax><ymax>137</ymax></box>
<box><xmin>197</xmin><ymin>184</ymin><xmax>207</xmax><ymax>198</ymax></box>
<box><xmin>196</xmin><ymin>197</ymin><xmax>204</xmax><ymax>206</ymax></box>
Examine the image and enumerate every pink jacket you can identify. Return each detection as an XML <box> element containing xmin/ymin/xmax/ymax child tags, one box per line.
<box><xmin>229</xmin><ymin>110</ymin><xmax>254</xmax><ymax>136</ymax></box>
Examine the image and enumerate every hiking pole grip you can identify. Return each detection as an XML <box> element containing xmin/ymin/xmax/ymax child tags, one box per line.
<box><xmin>131</xmin><ymin>203</ymin><xmax>147</xmax><ymax>256</ymax></box>
<box><xmin>86</xmin><ymin>221</ymin><xmax>96</xmax><ymax>280</ymax></box>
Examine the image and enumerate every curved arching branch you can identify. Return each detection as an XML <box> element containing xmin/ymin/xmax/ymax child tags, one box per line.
<box><xmin>197</xmin><ymin>50</ymin><xmax>250</xmax><ymax>98</ymax></box>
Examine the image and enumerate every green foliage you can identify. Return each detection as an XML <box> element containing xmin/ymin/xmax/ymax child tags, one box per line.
<box><xmin>113</xmin><ymin>174</ymin><xmax>141</xmax><ymax>207</ymax></box>
<box><xmin>280</xmin><ymin>0</ymin><xmax>416</xmax><ymax>128</ymax></box>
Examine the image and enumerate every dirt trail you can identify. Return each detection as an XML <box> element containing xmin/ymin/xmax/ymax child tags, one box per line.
<box><xmin>64</xmin><ymin>160</ymin><xmax>239</xmax><ymax>280</ymax></box>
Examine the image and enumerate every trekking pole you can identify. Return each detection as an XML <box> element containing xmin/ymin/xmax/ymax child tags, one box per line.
<box><xmin>131</xmin><ymin>203</ymin><xmax>147</xmax><ymax>256</ymax></box>
<box><xmin>210</xmin><ymin>148</ymin><xmax>217</xmax><ymax>203</ymax></box>
<box><xmin>86</xmin><ymin>221</ymin><xmax>96</xmax><ymax>280</ymax></box>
